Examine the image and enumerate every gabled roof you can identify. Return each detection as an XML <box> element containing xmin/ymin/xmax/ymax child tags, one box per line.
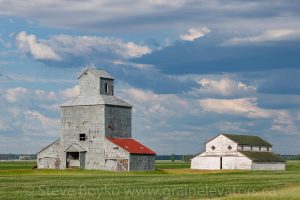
<box><xmin>37</xmin><ymin>139</ymin><xmax>60</xmax><ymax>154</ymax></box>
<box><xmin>61</xmin><ymin>95</ymin><xmax>132</xmax><ymax>107</ymax></box>
<box><xmin>78</xmin><ymin>68</ymin><xmax>114</xmax><ymax>80</ymax></box>
<box><xmin>223</xmin><ymin>134</ymin><xmax>272</xmax><ymax>147</ymax></box>
<box><xmin>239</xmin><ymin>151</ymin><xmax>285</xmax><ymax>162</ymax></box>
<box><xmin>107</xmin><ymin>138</ymin><xmax>156</xmax><ymax>155</ymax></box>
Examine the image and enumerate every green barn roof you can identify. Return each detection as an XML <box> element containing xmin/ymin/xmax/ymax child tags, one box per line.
<box><xmin>223</xmin><ymin>134</ymin><xmax>272</xmax><ymax>147</ymax></box>
<box><xmin>239</xmin><ymin>151</ymin><xmax>285</xmax><ymax>162</ymax></box>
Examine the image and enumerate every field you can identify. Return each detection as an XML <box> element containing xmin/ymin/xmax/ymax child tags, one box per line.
<box><xmin>0</xmin><ymin>161</ymin><xmax>300</xmax><ymax>199</ymax></box>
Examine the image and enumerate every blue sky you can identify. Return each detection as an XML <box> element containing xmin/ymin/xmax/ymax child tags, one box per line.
<box><xmin>0</xmin><ymin>0</ymin><xmax>300</xmax><ymax>155</ymax></box>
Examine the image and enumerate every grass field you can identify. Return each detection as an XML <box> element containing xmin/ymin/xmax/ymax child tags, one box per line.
<box><xmin>0</xmin><ymin>160</ymin><xmax>300</xmax><ymax>199</ymax></box>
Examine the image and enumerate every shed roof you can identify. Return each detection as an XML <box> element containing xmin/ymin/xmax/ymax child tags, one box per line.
<box><xmin>61</xmin><ymin>95</ymin><xmax>132</xmax><ymax>107</ymax></box>
<box><xmin>239</xmin><ymin>151</ymin><xmax>285</xmax><ymax>162</ymax></box>
<box><xmin>107</xmin><ymin>138</ymin><xmax>156</xmax><ymax>155</ymax></box>
<box><xmin>37</xmin><ymin>139</ymin><xmax>60</xmax><ymax>154</ymax></box>
<box><xmin>223</xmin><ymin>134</ymin><xmax>272</xmax><ymax>147</ymax></box>
<box><xmin>78</xmin><ymin>68</ymin><xmax>114</xmax><ymax>80</ymax></box>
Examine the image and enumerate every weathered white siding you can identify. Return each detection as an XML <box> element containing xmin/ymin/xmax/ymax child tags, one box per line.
<box><xmin>222</xmin><ymin>155</ymin><xmax>252</xmax><ymax>170</ymax></box>
<box><xmin>60</xmin><ymin>105</ymin><xmax>106</xmax><ymax>170</ymax></box>
<box><xmin>252</xmin><ymin>162</ymin><xmax>285</xmax><ymax>171</ymax></box>
<box><xmin>191</xmin><ymin>155</ymin><xmax>220</xmax><ymax>170</ymax></box>
<box><xmin>37</xmin><ymin>140</ymin><xmax>60</xmax><ymax>169</ymax></box>
<box><xmin>206</xmin><ymin>135</ymin><xmax>238</xmax><ymax>154</ymax></box>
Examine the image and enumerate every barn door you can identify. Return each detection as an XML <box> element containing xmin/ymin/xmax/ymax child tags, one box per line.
<box><xmin>80</xmin><ymin>152</ymin><xmax>86</xmax><ymax>169</ymax></box>
<box><xmin>220</xmin><ymin>157</ymin><xmax>223</xmax><ymax>170</ymax></box>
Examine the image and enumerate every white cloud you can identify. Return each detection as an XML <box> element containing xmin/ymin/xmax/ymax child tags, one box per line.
<box><xmin>180</xmin><ymin>27</ymin><xmax>211</xmax><ymax>41</ymax></box>
<box><xmin>49</xmin><ymin>34</ymin><xmax>151</xmax><ymax>59</ymax></box>
<box><xmin>224</xmin><ymin>29</ymin><xmax>300</xmax><ymax>45</ymax></box>
<box><xmin>122</xmin><ymin>87</ymin><xmax>189</xmax><ymax>116</ymax></box>
<box><xmin>4</xmin><ymin>87</ymin><xmax>28</xmax><ymax>102</ymax></box>
<box><xmin>16</xmin><ymin>31</ymin><xmax>61</xmax><ymax>60</ymax></box>
<box><xmin>191</xmin><ymin>77</ymin><xmax>256</xmax><ymax>96</ymax></box>
<box><xmin>112</xmin><ymin>60</ymin><xmax>153</xmax><ymax>69</ymax></box>
<box><xmin>199</xmin><ymin>98</ymin><xmax>273</xmax><ymax>118</ymax></box>
<box><xmin>59</xmin><ymin>85</ymin><xmax>80</xmax><ymax>98</ymax></box>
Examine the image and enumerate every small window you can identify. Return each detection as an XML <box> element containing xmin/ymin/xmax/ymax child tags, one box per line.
<box><xmin>227</xmin><ymin>145</ymin><xmax>232</xmax><ymax>150</ymax></box>
<box><xmin>113</xmin><ymin>147</ymin><xmax>119</xmax><ymax>150</ymax></box>
<box><xmin>211</xmin><ymin>145</ymin><xmax>216</xmax><ymax>151</ymax></box>
<box><xmin>79</xmin><ymin>134</ymin><xmax>86</xmax><ymax>141</ymax></box>
<box><xmin>259</xmin><ymin>146</ymin><xmax>261</xmax><ymax>151</ymax></box>
<box><xmin>105</xmin><ymin>83</ymin><xmax>109</xmax><ymax>93</ymax></box>
<box><xmin>267</xmin><ymin>147</ymin><xmax>270</xmax><ymax>152</ymax></box>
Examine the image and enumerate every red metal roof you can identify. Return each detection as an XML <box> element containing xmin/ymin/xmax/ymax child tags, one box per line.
<box><xmin>106</xmin><ymin>138</ymin><xmax>156</xmax><ymax>155</ymax></box>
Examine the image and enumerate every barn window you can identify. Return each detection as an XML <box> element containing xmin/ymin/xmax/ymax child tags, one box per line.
<box><xmin>79</xmin><ymin>134</ymin><xmax>86</xmax><ymax>141</ymax></box>
<box><xmin>108</xmin><ymin>122</ymin><xmax>113</xmax><ymax>129</ymax></box>
<box><xmin>105</xmin><ymin>83</ymin><xmax>109</xmax><ymax>93</ymax></box>
<box><xmin>211</xmin><ymin>145</ymin><xmax>216</xmax><ymax>150</ymax></box>
<box><xmin>227</xmin><ymin>145</ymin><xmax>232</xmax><ymax>150</ymax></box>
<box><xmin>66</xmin><ymin>122</ymin><xmax>72</xmax><ymax>128</ymax></box>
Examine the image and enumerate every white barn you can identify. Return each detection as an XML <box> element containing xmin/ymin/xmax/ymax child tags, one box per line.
<box><xmin>37</xmin><ymin>68</ymin><xmax>156</xmax><ymax>171</ymax></box>
<box><xmin>191</xmin><ymin>134</ymin><xmax>285</xmax><ymax>171</ymax></box>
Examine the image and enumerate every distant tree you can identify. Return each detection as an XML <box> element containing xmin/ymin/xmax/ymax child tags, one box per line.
<box><xmin>171</xmin><ymin>154</ymin><xmax>175</xmax><ymax>163</ymax></box>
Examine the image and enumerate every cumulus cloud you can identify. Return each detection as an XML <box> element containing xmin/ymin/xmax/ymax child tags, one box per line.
<box><xmin>48</xmin><ymin>34</ymin><xmax>151</xmax><ymax>59</ymax></box>
<box><xmin>16</xmin><ymin>31</ymin><xmax>61</xmax><ymax>60</ymax></box>
<box><xmin>15</xmin><ymin>32</ymin><xmax>151</xmax><ymax>61</ymax></box>
<box><xmin>190</xmin><ymin>77</ymin><xmax>256</xmax><ymax>96</ymax></box>
<box><xmin>200</xmin><ymin>98</ymin><xmax>275</xmax><ymax>118</ymax></box>
<box><xmin>59</xmin><ymin>85</ymin><xmax>80</xmax><ymax>98</ymax></box>
<box><xmin>224</xmin><ymin>29</ymin><xmax>300</xmax><ymax>45</ymax></box>
<box><xmin>180</xmin><ymin>27</ymin><xmax>211</xmax><ymax>41</ymax></box>
<box><xmin>4</xmin><ymin>87</ymin><xmax>28</xmax><ymax>102</ymax></box>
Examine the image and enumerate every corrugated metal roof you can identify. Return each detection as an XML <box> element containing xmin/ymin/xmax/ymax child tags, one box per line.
<box><xmin>223</xmin><ymin>134</ymin><xmax>272</xmax><ymax>147</ymax></box>
<box><xmin>239</xmin><ymin>151</ymin><xmax>285</xmax><ymax>162</ymax></box>
<box><xmin>61</xmin><ymin>95</ymin><xmax>132</xmax><ymax>107</ymax></box>
<box><xmin>107</xmin><ymin>138</ymin><xmax>156</xmax><ymax>155</ymax></box>
<box><xmin>78</xmin><ymin>68</ymin><xmax>114</xmax><ymax>79</ymax></box>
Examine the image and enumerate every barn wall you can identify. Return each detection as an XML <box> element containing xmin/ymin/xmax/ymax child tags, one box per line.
<box><xmin>104</xmin><ymin>139</ymin><xmax>129</xmax><ymax>171</ymax></box>
<box><xmin>191</xmin><ymin>154</ymin><xmax>252</xmax><ymax>170</ymax></box>
<box><xmin>222</xmin><ymin>156</ymin><xmax>252</xmax><ymax>170</ymax></box>
<box><xmin>105</xmin><ymin>105</ymin><xmax>131</xmax><ymax>138</ymax></box>
<box><xmin>37</xmin><ymin>140</ymin><xmax>61</xmax><ymax>169</ymax></box>
<box><xmin>60</xmin><ymin>105</ymin><xmax>106</xmax><ymax>170</ymax></box>
<box><xmin>206</xmin><ymin>135</ymin><xmax>238</xmax><ymax>154</ymax></box>
<box><xmin>191</xmin><ymin>156</ymin><xmax>221</xmax><ymax>170</ymax></box>
<box><xmin>252</xmin><ymin>162</ymin><xmax>285</xmax><ymax>171</ymax></box>
<box><xmin>129</xmin><ymin>154</ymin><xmax>155</xmax><ymax>171</ymax></box>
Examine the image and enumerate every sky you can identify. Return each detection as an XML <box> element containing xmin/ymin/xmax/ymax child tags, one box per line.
<box><xmin>0</xmin><ymin>0</ymin><xmax>300</xmax><ymax>155</ymax></box>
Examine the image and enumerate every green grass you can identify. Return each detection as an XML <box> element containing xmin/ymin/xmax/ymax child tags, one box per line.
<box><xmin>0</xmin><ymin>161</ymin><xmax>300</xmax><ymax>199</ymax></box>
